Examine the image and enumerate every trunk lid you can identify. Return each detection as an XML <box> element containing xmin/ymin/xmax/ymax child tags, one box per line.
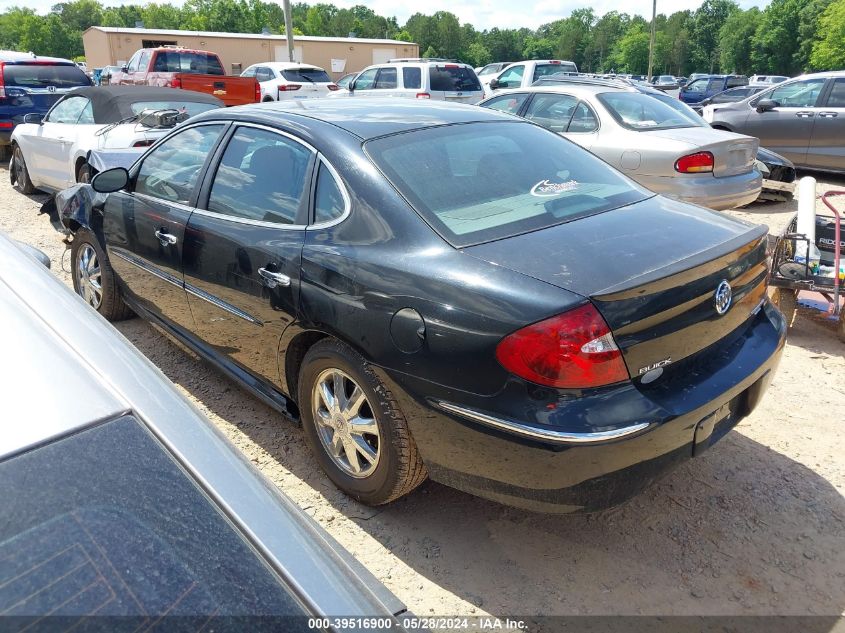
<box><xmin>462</xmin><ymin>196</ymin><xmax>769</xmax><ymax>381</ymax></box>
<box><xmin>646</xmin><ymin>127</ymin><xmax>758</xmax><ymax>177</ymax></box>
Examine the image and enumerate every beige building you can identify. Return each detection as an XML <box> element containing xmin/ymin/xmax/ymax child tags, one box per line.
<box><xmin>83</xmin><ymin>26</ymin><xmax>419</xmax><ymax>78</ymax></box>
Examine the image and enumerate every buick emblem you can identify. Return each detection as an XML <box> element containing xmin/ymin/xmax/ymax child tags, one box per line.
<box><xmin>714</xmin><ymin>280</ymin><xmax>732</xmax><ymax>315</ymax></box>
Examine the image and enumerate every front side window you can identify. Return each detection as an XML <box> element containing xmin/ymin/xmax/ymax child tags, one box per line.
<box><xmin>685</xmin><ymin>78</ymin><xmax>708</xmax><ymax>91</ymax></box>
<box><xmin>482</xmin><ymin>93</ymin><xmax>529</xmax><ymax>115</ymax></box>
<box><xmin>523</xmin><ymin>93</ymin><xmax>578</xmax><ymax>133</ymax></box>
<box><xmin>598</xmin><ymin>92</ymin><xmax>700</xmax><ymax>130</ymax></box>
<box><xmin>496</xmin><ymin>65</ymin><xmax>524</xmax><ymax>88</ymax></box>
<box><xmin>706</xmin><ymin>78</ymin><xmax>724</xmax><ymax>92</ymax></box>
<box><xmin>137</xmin><ymin>50</ymin><xmax>151</xmax><ymax>72</ymax></box>
<box><xmin>353</xmin><ymin>68</ymin><xmax>378</xmax><ymax>90</ymax></box>
<box><xmin>765</xmin><ymin>78</ymin><xmax>826</xmax><ymax>108</ymax></box>
<box><xmin>135</xmin><ymin>124</ymin><xmax>225</xmax><ymax>204</ymax></box>
<box><xmin>366</xmin><ymin>121</ymin><xmax>649</xmax><ymax>247</ymax></box>
<box><xmin>77</xmin><ymin>100</ymin><xmax>95</xmax><ymax>124</ymax></box>
<box><xmin>403</xmin><ymin>67</ymin><xmax>421</xmax><ymax>90</ymax></box>
<box><xmin>313</xmin><ymin>162</ymin><xmax>346</xmax><ymax>224</ymax></box>
<box><xmin>127</xmin><ymin>52</ymin><xmax>141</xmax><ymax>72</ymax></box>
<box><xmin>374</xmin><ymin>67</ymin><xmax>397</xmax><ymax>89</ymax></box>
<box><xmin>207</xmin><ymin>127</ymin><xmax>312</xmax><ymax>225</ymax></box>
<box><xmin>46</xmin><ymin>97</ymin><xmax>90</xmax><ymax>124</ymax></box>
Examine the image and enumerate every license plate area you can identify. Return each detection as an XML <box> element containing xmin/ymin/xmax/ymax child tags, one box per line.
<box><xmin>692</xmin><ymin>390</ymin><xmax>748</xmax><ymax>456</ymax></box>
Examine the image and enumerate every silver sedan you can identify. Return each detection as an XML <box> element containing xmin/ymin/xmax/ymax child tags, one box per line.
<box><xmin>479</xmin><ymin>82</ymin><xmax>761</xmax><ymax>210</ymax></box>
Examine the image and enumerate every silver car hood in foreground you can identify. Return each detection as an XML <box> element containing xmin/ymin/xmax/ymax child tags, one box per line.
<box><xmin>0</xmin><ymin>232</ymin><xmax>406</xmax><ymax>619</ymax></box>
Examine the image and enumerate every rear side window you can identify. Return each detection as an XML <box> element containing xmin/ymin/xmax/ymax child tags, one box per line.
<box><xmin>2</xmin><ymin>63</ymin><xmax>90</xmax><ymax>89</ymax></box>
<box><xmin>152</xmin><ymin>52</ymin><xmax>225</xmax><ymax>75</ymax></box>
<box><xmin>255</xmin><ymin>67</ymin><xmax>274</xmax><ymax>82</ymax></box>
<box><xmin>207</xmin><ymin>127</ymin><xmax>312</xmax><ymax>225</ymax></box>
<box><xmin>0</xmin><ymin>416</ymin><xmax>308</xmax><ymax>620</ymax></box>
<box><xmin>429</xmin><ymin>66</ymin><xmax>482</xmax><ymax>92</ymax></box>
<box><xmin>824</xmin><ymin>78</ymin><xmax>845</xmax><ymax>108</ymax></box>
<box><xmin>403</xmin><ymin>67</ymin><xmax>421</xmax><ymax>90</ymax></box>
<box><xmin>366</xmin><ymin>121</ymin><xmax>648</xmax><ymax>247</ymax></box>
<box><xmin>135</xmin><ymin>124</ymin><xmax>225</xmax><ymax>204</ymax></box>
<box><xmin>314</xmin><ymin>162</ymin><xmax>346</xmax><ymax>224</ymax></box>
<box><xmin>532</xmin><ymin>63</ymin><xmax>577</xmax><ymax>82</ymax></box>
<box><xmin>281</xmin><ymin>68</ymin><xmax>331</xmax><ymax>83</ymax></box>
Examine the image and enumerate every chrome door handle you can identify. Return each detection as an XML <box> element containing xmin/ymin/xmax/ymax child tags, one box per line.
<box><xmin>796</xmin><ymin>111</ymin><xmax>815</xmax><ymax>118</ymax></box>
<box><xmin>154</xmin><ymin>229</ymin><xmax>177</xmax><ymax>246</ymax></box>
<box><xmin>819</xmin><ymin>111</ymin><xmax>838</xmax><ymax>118</ymax></box>
<box><xmin>258</xmin><ymin>267</ymin><xmax>291</xmax><ymax>289</ymax></box>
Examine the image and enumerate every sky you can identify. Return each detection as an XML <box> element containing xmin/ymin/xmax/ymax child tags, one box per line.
<box><xmin>4</xmin><ymin>0</ymin><xmax>773</xmax><ymax>30</ymax></box>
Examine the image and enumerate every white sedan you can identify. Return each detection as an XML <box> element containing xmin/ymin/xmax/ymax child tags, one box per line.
<box><xmin>10</xmin><ymin>86</ymin><xmax>221</xmax><ymax>194</ymax></box>
<box><xmin>241</xmin><ymin>62</ymin><xmax>339</xmax><ymax>101</ymax></box>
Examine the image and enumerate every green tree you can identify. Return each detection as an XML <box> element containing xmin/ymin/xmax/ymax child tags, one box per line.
<box><xmin>466</xmin><ymin>41</ymin><xmax>491</xmax><ymax>66</ymax></box>
<box><xmin>719</xmin><ymin>8</ymin><xmax>761</xmax><ymax>74</ymax></box>
<box><xmin>691</xmin><ymin>0</ymin><xmax>739</xmax><ymax>72</ymax></box>
<box><xmin>616</xmin><ymin>22</ymin><xmax>650</xmax><ymax>73</ymax></box>
<box><xmin>811</xmin><ymin>0</ymin><xmax>845</xmax><ymax>69</ymax></box>
<box><xmin>796</xmin><ymin>0</ymin><xmax>833</xmax><ymax>70</ymax></box>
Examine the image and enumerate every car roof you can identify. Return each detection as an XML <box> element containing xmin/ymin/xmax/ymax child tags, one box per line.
<box><xmin>196</xmin><ymin>97</ymin><xmax>519</xmax><ymax>140</ymax></box>
<box><xmin>0</xmin><ymin>50</ymin><xmax>76</xmax><ymax>64</ymax></box>
<box><xmin>60</xmin><ymin>86</ymin><xmax>223</xmax><ymax>123</ymax></box>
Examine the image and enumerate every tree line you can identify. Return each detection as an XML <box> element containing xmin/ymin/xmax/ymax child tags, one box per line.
<box><xmin>1</xmin><ymin>0</ymin><xmax>844</xmax><ymax>75</ymax></box>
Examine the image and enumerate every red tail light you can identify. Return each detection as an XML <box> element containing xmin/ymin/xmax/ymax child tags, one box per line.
<box><xmin>171</xmin><ymin>76</ymin><xmax>182</xmax><ymax>89</ymax></box>
<box><xmin>416</xmin><ymin>92</ymin><xmax>431</xmax><ymax>99</ymax></box>
<box><xmin>0</xmin><ymin>62</ymin><xmax>6</xmax><ymax>99</ymax></box>
<box><xmin>327</xmin><ymin>84</ymin><xmax>340</xmax><ymax>91</ymax></box>
<box><xmin>255</xmin><ymin>80</ymin><xmax>261</xmax><ymax>102</ymax></box>
<box><xmin>0</xmin><ymin>122</ymin><xmax>14</xmax><ymax>128</ymax></box>
<box><xmin>278</xmin><ymin>84</ymin><xmax>301</xmax><ymax>91</ymax></box>
<box><xmin>496</xmin><ymin>303</ymin><xmax>629</xmax><ymax>389</ymax></box>
<box><xmin>675</xmin><ymin>151</ymin><xmax>714</xmax><ymax>173</ymax></box>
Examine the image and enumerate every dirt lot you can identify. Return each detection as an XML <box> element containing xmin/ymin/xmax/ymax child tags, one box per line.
<box><xmin>1</xmin><ymin>162</ymin><xmax>843</xmax><ymax>618</ymax></box>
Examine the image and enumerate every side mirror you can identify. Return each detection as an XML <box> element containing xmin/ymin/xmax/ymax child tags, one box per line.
<box><xmin>489</xmin><ymin>78</ymin><xmax>500</xmax><ymax>90</ymax></box>
<box><xmin>756</xmin><ymin>99</ymin><xmax>778</xmax><ymax>113</ymax></box>
<box><xmin>91</xmin><ymin>167</ymin><xmax>129</xmax><ymax>193</ymax></box>
<box><xmin>121</xmin><ymin>66</ymin><xmax>129</xmax><ymax>73</ymax></box>
<box><xmin>24</xmin><ymin>113</ymin><xmax>43</xmax><ymax>125</ymax></box>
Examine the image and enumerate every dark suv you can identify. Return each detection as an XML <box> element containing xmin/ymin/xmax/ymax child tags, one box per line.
<box><xmin>680</xmin><ymin>74</ymin><xmax>748</xmax><ymax>104</ymax></box>
<box><xmin>0</xmin><ymin>51</ymin><xmax>91</xmax><ymax>159</ymax></box>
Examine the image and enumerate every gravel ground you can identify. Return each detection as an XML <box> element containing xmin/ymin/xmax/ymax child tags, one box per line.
<box><xmin>2</xmin><ymin>162</ymin><xmax>843</xmax><ymax>618</ymax></box>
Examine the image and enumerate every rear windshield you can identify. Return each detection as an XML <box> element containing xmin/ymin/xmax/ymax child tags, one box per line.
<box><xmin>0</xmin><ymin>415</ymin><xmax>307</xmax><ymax>622</ymax></box>
<box><xmin>2</xmin><ymin>63</ymin><xmax>91</xmax><ymax>88</ymax></box>
<box><xmin>152</xmin><ymin>51</ymin><xmax>225</xmax><ymax>75</ymax></box>
<box><xmin>599</xmin><ymin>92</ymin><xmax>701</xmax><ymax>130</ymax></box>
<box><xmin>429</xmin><ymin>66</ymin><xmax>482</xmax><ymax>92</ymax></box>
<box><xmin>281</xmin><ymin>68</ymin><xmax>332</xmax><ymax>83</ymax></box>
<box><xmin>648</xmin><ymin>92</ymin><xmax>708</xmax><ymax>126</ymax></box>
<box><xmin>365</xmin><ymin>121</ymin><xmax>648</xmax><ymax>247</ymax></box>
<box><xmin>130</xmin><ymin>100</ymin><xmax>221</xmax><ymax>117</ymax></box>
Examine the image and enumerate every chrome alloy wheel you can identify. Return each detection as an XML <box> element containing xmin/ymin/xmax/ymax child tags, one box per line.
<box><xmin>312</xmin><ymin>368</ymin><xmax>380</xmax><ymax>478</ymax></box>
<box><xmin>76</xmin><ymin>243</ymin><xmax>102</xmax><ymax>309</ymax></box>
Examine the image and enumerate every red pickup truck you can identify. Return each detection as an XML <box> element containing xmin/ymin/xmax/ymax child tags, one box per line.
<box><xmin>108</xmin><ymin>47</ymin><xmax>259</xmax><ymax>106</ymax></box>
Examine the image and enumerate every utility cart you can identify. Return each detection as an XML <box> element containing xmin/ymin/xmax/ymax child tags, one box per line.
<box><xmin>769</xmin><ymin>190</ymin><xmax>844</xmax><ymax>341</ymax></box>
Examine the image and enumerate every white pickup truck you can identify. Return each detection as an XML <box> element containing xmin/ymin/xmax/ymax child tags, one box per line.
<box><xmin>484</xmin><ymin>60</ymin><xmax>578</xmax><ymax>97</ymax></box>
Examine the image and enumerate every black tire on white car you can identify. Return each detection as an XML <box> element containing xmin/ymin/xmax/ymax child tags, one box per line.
<box><xmin>11</xmin><ymin>145</ymin><xmax>35</xmax><ymax>194</ymax></box>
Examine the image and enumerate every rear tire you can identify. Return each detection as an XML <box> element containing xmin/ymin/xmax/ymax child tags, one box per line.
<box><xmin>70</xmin><ymin>229</ymin><xmax>133</xmax><ymax>321</ymax></box>
<box><xmin>12</xmin><ymin>145</ymin><xmax>35</xmax><ymax>194</ymax></box>
<box><xmin>298</xmin><ymin>338</ymin><xmax>427</xmax><ymax>505</ymax></box>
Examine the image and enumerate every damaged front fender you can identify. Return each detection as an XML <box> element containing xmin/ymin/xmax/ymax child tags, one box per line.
<box><xmin>54</xmin><ymin>184</ymin><xmax>109</xmax><ymax>236</ymax></box>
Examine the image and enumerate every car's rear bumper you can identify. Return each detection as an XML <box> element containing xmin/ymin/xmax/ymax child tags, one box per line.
<box><xmin>638</xmin><ymin>170</ymin><xmax>762</xmax><ymax>210</ymax></box>
<box><xmin>379</xmin><ymin>301</ymin><xmax>785</xmax><ymax>513</ymax></box>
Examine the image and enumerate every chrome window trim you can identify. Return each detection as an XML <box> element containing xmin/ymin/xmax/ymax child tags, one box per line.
<box><xmin>436</xmin><ymin>401</ymin><xmax>652</xmax><ymax>444</ymax></box>
<box><xmin>191</xmin><ymin>207</ymin><xmax>307</xmax><ymax>230</ymax></box>
<box><xmin>309</xmin><ymin>154</ymin><xmax>352</xmax><ymax>230</ymax></box>
<box><xmin>184</xmin><ymin>282</ymin><xmax>264</xmax><ymax>326</ymax></box>
<box><xmin>134</xmin><ymin>192</ymin><xmax>196</xmax><ymax>213</ymax></box>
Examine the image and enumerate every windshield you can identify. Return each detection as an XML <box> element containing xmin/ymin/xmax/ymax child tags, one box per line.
<box><xmin>599</xmin><ymin>92</ymin><xmax>701</xmax><ymax>130</ymax></box>
<box><xmin>281</xmin><ymin>68</ymin><xmax>332</xmax><ymax>83</ymax></box>
<box><xmin>130</xmin><ymin>100</ymin><xmax>220</xmax><ymax>117</ymax></box>
<box><xmin>2</xmin><ymin>63</ymin><xmax>91</xmax><ymax>89</ymax></box>
<box><xmin>478</xmin><ymin>64</ymin><xmax>501</xmax><ymax>76</ymax></box>
<box><xmin>365</xmin><ymin>121</ymin><xmax>648</xmax><ymax>247</ymax></box>
<box><xmin>429</xmin><ymin>66</ymin><xmax>482</xmax><ymax>92</ymax></box>
<box><xmin>152</xmin><ymin>51</ymin><xmax>225</xmax><ymax>75</ymax></box>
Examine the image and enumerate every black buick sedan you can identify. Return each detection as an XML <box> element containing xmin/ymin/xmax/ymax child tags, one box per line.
<box><xmin>60</xmin><ymin>99</ymin><xmax>786</xmax><ymax>513</ymax></box>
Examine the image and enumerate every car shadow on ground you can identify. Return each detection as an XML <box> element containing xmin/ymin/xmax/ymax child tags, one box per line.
<box><xmin>115</xmin><ymin>318</ymin><xmax>845</xmax><ymax>620</ymax></box>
